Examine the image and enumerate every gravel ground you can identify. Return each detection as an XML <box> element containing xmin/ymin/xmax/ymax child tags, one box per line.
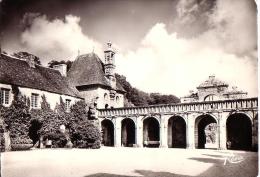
<box><xmin>1</xmin><ymin>147</ymin><xmax>258</xmax><ymax>177</ymax></box>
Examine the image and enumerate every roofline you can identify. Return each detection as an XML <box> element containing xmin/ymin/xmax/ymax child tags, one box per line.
<box><xmin>76</xmin><ymin>84</ymin><xmax>125</xmax><ymax>93</ymax></box>
<box><xmin>0</xmin><ymin>82</ymin><xmax>83</xmax><ymax>99</ymax></box>
<box><xmin>197</xmin><ymin>84</ymin><xmax>229</xmax><ymax>89</ymax></box>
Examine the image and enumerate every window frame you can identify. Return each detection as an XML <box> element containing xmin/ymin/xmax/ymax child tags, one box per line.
<box><xmin>65</xmin><ymin>99</ymin><xmax>71</xmax><ymax>112</ymax></box>
<box><xmin>0</xmin><ymin>88</ymin><xmax>10</xmax><ymax>105</ymax></box>
<box><xmin>31</xmin><ymin>93</ymin><xmax>39</xmax><ymax>109</ymax></box>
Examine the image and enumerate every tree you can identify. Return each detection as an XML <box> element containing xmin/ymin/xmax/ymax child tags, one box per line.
<box><xmin>115</xmin><ymin>74</ymin><xmax>180</xmax><ymax>106</ymax></box>
<box><xmin>13</xmin><ymin>51</ymin><xmax>41</xmax><ymax>65</ymax></box>
<box><xmin>69</xmin><ymin>101</ymin><xmax>101</xmax><ymax>148</ymax></box>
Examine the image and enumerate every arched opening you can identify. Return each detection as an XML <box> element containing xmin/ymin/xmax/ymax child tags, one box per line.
<box><xmin>104</xmin><ymin>93</ymin><xmax>109</xmax><ymax>108</ymax></box>
<box><xmin>168</xmin><ymin>116</ymin><xmax>186</xmax><ymax>148</ymax></box>
<box><xmin>204</xmin><ymin>94</ymin><xmax>217</xmax><ymax>101</ymax></box>
<box><xmin>116</xmin><ymin>96</ymin><xmax>119</xmax><ymax>104</ymax></box>
<box><xmin>195</xmin><ymin>115</ymin><xmax>217</xmax><ymax>149</ymax></box>
<box><xmin>121</xmin><ymin>118</ymin><xmax>136</xmax><ymax>147</ymax></box>
<box><xmin>101</xmin><ymin>119</ymin><xmax>114</xmax><ymax>146</ymax></box>
<box><xmin>143</xmin><ymin>117</ymin><xmax>160</xmax><ymax>147</ymax></box>
<box><xmin>226</xmin><ymin>113</ymin><xmax>252</xmax><ymax>150</ymax></box>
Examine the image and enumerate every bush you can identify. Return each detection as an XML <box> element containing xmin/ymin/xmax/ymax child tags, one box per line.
<box><xmin>70</xmin><ymin>120</ymin><xmax>101</xmax><ymax>148</ymax></box>
<box><xmin>11</xmin><ymin>144</ymin><xmax>33</xmax><ymax>151</ymax></box>
<box><xmin>45</xmin><ymin>131</ymin><xmax>68</xmax><ymax>148</ymax></box>
<box><xmin>69</xmin><ymin>101</ymin><xmax>101</xmax><ymax>149</ymax></box>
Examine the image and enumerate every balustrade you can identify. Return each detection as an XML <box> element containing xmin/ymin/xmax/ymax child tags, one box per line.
<box><xmin>98</xmin><ymin>98</ymin><xmax>258</xmax><ymax>117</ymax></box>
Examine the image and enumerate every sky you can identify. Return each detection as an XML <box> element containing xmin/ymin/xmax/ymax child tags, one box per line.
<box><xmin>0</xmin><ymin>0</ymin><xmax>258</xmax><ymax>98</ymax></box>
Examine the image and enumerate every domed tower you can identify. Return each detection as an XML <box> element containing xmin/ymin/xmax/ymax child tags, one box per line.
<box><xmin>104</xmin><ymin>41</ymin><xmax>116</xmax><ymax>89</ymax></box>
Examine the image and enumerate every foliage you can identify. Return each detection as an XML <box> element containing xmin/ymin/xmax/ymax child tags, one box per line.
<box><xmin>46</xmin><ymin>131</ymin><xmax>69</xmax><ymax>148</ymax></box>
<box><xmin>41</xmin><ymin>94</ymin><xmax>51</xmax><ymax>111</ymax></box>
<box><xmin>11</xmin><ymin>144</ymin><xmax>32</xmax><ymax>151</ymax></box>
<box><xmin>30</xmin><ymin>99</ymin><xmax>100</xmax><ymax>149</ymax></box>
<box><xmin>12</xmin><ymin>51</ymin><xmax>41</xmax><ymax>65</ymax></box>
<box><xmin>70</xmin><ymin>100</ymin><xmax>88</xmax><ymax>121</ymax></box>
<box><xmin>115</xmin><ymin>74</ymin><xmax>180</xmax><ymax>106</ymax></box>
<box><xmin>1</xmin><ymin>94</ymin><xmax>32</xmax><ymax>145</ymax></box>
<box><xmin>69</xmin><ymin>101</ymin><xmax>101</xmax><ymax>148</ymax></box>
<box><xmin>55</xmin><ymin>96</ymin><xmax>66</xmax><ymax>115</ymax></box>
<box><xmin>0</xmin><ymin>118</ymin><xmax>6</xmax><ymax>152</ymax></box>
<box><xmin>48</xmin><ymin>60</ymin><xmax>74</xmax><ymax>72</ymax></box>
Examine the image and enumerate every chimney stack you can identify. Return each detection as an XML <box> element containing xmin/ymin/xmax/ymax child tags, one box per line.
<box><xmin>53</xmin><ymin>64</ymin><xmax>67</xmax><ymax>77</ymax></box>
<box><xmin>27</xmin><ymin>55</ymin><xmax>35</xmax><ymax>68</ymax></box>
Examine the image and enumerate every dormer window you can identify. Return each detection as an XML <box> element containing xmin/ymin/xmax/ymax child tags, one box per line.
<box><xmin>0</xmin><ymin>88</ymin><xmax>10</xmax><ymax>105</ymax></box>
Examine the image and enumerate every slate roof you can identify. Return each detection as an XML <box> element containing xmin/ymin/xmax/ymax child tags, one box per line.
<box><xmin>197</xmin><ymin>76</ymin><xmax>228</xmax><ymax>89</ymax></box>
<box><xmin>0</xmin><ymin>54</ymin><xmax>81</xmax><ymax>98</ymax></box>
<box><xmin>67</xmin><ymin>53</ymin><xmax>125</xmax><ymax>93</ymax></box>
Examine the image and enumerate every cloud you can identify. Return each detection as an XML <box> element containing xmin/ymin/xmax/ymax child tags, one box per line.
<box><xmin>9</xmin><ymin>0</ymin><xmax>256</xmax><ymax>98</ymax></box>
<box><xmin>116</xmin><ymin>0</ymin><xmax>257</xmax><ymax>97</ymax></box>
<box><xmin>20</xmin><ymin>14</ymin><xmax>102</xmax><ymax>65</ymax></box>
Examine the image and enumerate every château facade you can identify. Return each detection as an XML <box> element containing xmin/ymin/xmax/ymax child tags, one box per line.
<box><xmin>67</xmin><ymin>42</ymin><xmax>125</xmax><ymax>109</ymax></box>
<box><xmin>0</xmin><ymin>42</ymin><xmax>125</xmax><ymax>110</ymax></box>
<box><xmin>0</xmin><ymin>53</ymin><xmax>81</xmax><ymax>111</ymax></box>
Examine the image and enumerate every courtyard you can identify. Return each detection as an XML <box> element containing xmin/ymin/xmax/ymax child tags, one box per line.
<box><xmin>1</xmin><ymin>147</ymin><xmax>258</xmax><ymax>177</ymax></box>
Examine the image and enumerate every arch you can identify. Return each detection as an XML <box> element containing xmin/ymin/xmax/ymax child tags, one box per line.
<box><xmin>116</xmin><ymin>96</ymin><xmax>120</xmax><ymax>104</ymax></box>
<box><xmin>204</xmin><ymin>94</ymin><xmax>217</xmax><ymax>101</ymax></box>
<box><xmin>226</xmin><ymin>113</ymin><xmax>252</xmax><ymax>150</ymax></box>
<box><xmin>104</xmin><ymin>93</ymin><xmax>108</xmax><ymax>100</ymax></box>
<box><xmin>121</xmin><ymin>118</ymin><xmax>136</xmax><ymax>147</ymax></box>
<box><xmin>101</xmin><ymin>119</ymin><xmax>114</xmax><ymax>146</ymax></box>
<box><xmin>143</xmin><ymin>117</ymin><xmax>160</xmax><ymax>147</ymax></box>
<box><xmin>168</xmin><ymin>116</ymin><xmax>186</xmax><ymax>148</ymax></box>
<box><xmin>195</xmin><ymin>114</ymin><xmax>218</xmax><ymax>149</ymax></box>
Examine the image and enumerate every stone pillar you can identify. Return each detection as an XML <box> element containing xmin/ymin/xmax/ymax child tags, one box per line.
<box><xmin>160</xmin><ymin>115</ymin><xmax>168</xmax><ymax>148</ymax></box>
<box><xmin>186</xmin><ymin>114</ymin><xmax>195</xmax><ymax>149</ymax></box>
<box><xmin>218</xmin><ymin>112</ymin><xmax>228</xmax><ymax>150</ymax></box>
<box><xmin>114</xmin><ymin>118</ymin><xmax>121</xmax><ymax>147</ymax></box>
<box><xmin>136</xmin><ymin>117</ymin><xmax>143</xmax><ymax>147</ymax></box>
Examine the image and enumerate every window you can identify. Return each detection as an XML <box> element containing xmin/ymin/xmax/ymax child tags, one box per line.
<box><xmin>65</xmin><ymin>99</ymin><xmax>71</xmax><ymax>112</ymax></box>
<box><xmin>0</xmin><ymin>88</ymin><xmax>10</xmax><ymax>105</ymax></box>
<box><xmin>31</xmin><ymin>93</ymin><xmax>39</xmax><ymax>108</ymax></box>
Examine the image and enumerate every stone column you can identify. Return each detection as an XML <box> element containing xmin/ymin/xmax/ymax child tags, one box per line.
<box><xmin>186</xmin><ymin>114</ymin><xmax>195</xmax><ymax>149</ymax></box>
<box><xmin>218</xmin><ymin>112</ymin><xmax>228</xmax><ymax>150</ymax></box>
<box><xmin>160</xmin><ymin>115</ymin><xmax>168</xmax><ymax>148</ymax></box>
<box><xmin>136</xmin><ymin>116</ymin><xmax>143</xmax><ymax>147</ymax></box>
<box><xmin>114</xmin><ymin>118</ymin><xmax>121</xmax><ymax>147</ymax></box>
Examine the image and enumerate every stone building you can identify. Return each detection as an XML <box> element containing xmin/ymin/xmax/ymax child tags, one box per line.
<box><xmin>181</xmin><ymin>75</ymin><xmax>247</xmax><ymax>103</ymax></box>
<box><xmin>67</xmin><ymin>42</ymin><xmax>125</xmax><ymax>109</ymax></box>
<box><xmin>98</xmin><ymin>75</ymin><xmax>257</xmax><ymax>150</ymax></box>
<box><xmin>0</xmin><ymin>53</ymin><xmax>82</xmax><ymax>110</ymax></box>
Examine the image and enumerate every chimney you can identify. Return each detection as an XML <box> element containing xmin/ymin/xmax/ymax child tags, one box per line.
<box><xmin>53</xmin><ymin>64</ymin><xmax>67</xmax><ymax>77</ymax></box>
<box><xmin>27</xmin><ymin>55</ymin><xmax>35</xmax><ymax>68</ymax></box>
